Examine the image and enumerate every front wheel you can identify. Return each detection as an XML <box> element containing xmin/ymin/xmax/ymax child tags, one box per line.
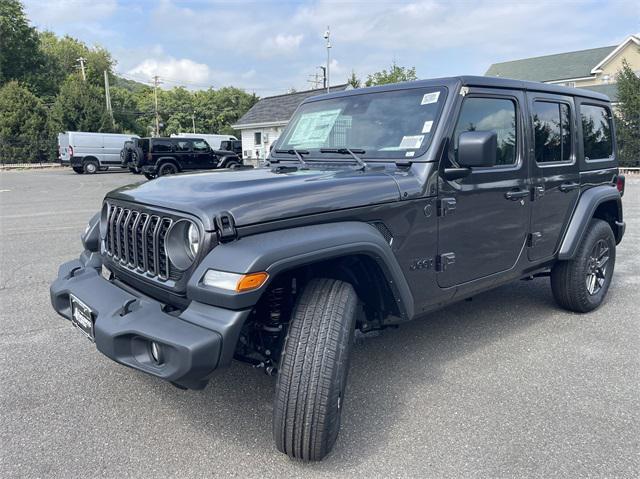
<box><xmin>273</xmin><ymin>278</ymin><xmax>358</xmax><ymax>461</ymax></box>
<box><xmin>72</xmin><ymin>167</ymin><xmax>84</xmax><ymax>174</ymax></box>
<box><xmin>551</xmin><ymin>218</ymin><xmax>616</xmax><ymax>313</ymax></box>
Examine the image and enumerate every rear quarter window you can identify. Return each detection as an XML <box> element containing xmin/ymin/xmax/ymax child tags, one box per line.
<box><xmin>580</xmin><ymin>104</ymin><xmax>613</xmax><ymax>161</ymax></box>
<box><xmin>152</xmin><ymin>141</ymin><xmax>173</xmax><ymax>153</ymax></box>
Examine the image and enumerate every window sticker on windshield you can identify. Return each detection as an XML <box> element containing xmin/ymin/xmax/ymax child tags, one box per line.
<box><xmin>287</xmin><ymin>109</ymin><xmax>342</xmax><ymax>148</ymax></box>
<box><xmin>421</xmin><ymin>92</ymin><xmax>440</xmax><ymax>105</ymax></box>
<box><xmin>422</xmin><ymin>120</ymin><xmax>434</xmax><ymax>133</ymax></box>
<box><xmin>399</xmin><ymin>135</ymin><xmax>424</xmax><ymax>149</ymax></box>
<box><xmin>405</xmin><ymin>151</ymin><xmax>415</xmax><ymax>157</ymax></box>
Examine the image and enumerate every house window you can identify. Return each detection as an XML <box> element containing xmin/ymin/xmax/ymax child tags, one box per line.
<box><xmin>581</xmin><ymin>104</ymin><xmax>613</xmax><ymax>161</ymax></box>
<box><xmin>532</xmin><ymin>101</ymin><xmax>572</xmax><ymax>163</ymax></box>
<box><xmin>254</xmin><ymin>132</ymin><xmax>262</xmax><ymax>145</ymax></box>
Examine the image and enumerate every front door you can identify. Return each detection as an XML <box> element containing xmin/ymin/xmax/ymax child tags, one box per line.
<box><xmin>527</xmin><ymin>94</ymin><xmax>580</xmax><ymax>261</ymax></box>
<box><xmin>174</xmin><ymin>139</ymin><xmax>194</xmax><ymax>169</ymax></box>
<box><xmin>193</xmin><ymin>139</ymin><xmax>215</xmax><ymax>170</ymax></box>
<box><xmin>437</xmin><ymin>89</ymin><xmax>529</xmax><ymax>288</ymax></box>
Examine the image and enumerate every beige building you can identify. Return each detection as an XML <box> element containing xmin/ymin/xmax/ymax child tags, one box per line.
<box><xmin>485</xmin><ymin>34</ymin><xmax>640</xmax><ymax>104</ymax></box>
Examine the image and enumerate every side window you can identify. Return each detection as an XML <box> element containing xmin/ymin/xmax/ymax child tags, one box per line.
<box><xmin>175</xmin><ymin>140</ymin><xmax>192</xmax><ymax>152</ymax></box>
<box><xmin>581</xmin><ymin>104</ymin><xmax>613</xmax><ymax>161</ymax></box>
<box><xmin>454</xmin><ymin>97</ymin><xmax>517</xmax><ymax>166</ymax></box>
<box><xmin>532</xmin><ymin>101</ymin><xmax>571</xmax><ymax>163</ymax></box>
<box><xmin>193</xmin><ymin>140</ymin><xmax>209</xmax><ymax>151</ymax></box>
<box><xmin>152</xmin><ymin>141</ymin><xmax>172</xmax><ymax>153</ymax></box>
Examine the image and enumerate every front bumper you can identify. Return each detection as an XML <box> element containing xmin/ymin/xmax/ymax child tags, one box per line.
<box><xmin>50</xmin><ymin>255</ymin><xmax>251</xmax><ymax>389</ymax></box>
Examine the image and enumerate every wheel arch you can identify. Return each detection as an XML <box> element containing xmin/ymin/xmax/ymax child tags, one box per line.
<box><xmin>186</xmin><ymin>221</ymin><xmax>414</xmax><ymax>321</ymax></box>
<box><xmin>558</xmin><ymin>185</ymin><xmax>623</xmax><ymax>260</ymax></box>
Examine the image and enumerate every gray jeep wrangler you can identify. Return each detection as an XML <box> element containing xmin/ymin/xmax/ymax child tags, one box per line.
<box><xmin>51</xmin><ymin>76</ymin><xmax>625</xmax><ymax>461</ymax></box>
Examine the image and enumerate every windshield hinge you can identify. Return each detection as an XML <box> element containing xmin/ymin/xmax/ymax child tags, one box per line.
<box><xmin>215</xmin><ymin>211</ymin><xmax>237</xmax><ymax>242</ymax></box>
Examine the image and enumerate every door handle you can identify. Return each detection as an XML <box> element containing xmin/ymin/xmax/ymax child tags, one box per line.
<box><xmin>559</xmin><ymin>182</ymin><xmax>580</xmax><ymax>192</ymax></box>
<box><xmin>504</xmin><ymin>189</ymin><xmax>529</xmax><ymax>200</ymax></box>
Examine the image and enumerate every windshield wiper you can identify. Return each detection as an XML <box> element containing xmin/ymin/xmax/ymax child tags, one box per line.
<box><xmin>274</xmin><ymin>149</ymin><xmax>309</xmax><ymax>170</ymax></box>
<box><xmin>319</xmin><ymin>148</ymin><xmax>367</xmax><ymax>171</ymax></box>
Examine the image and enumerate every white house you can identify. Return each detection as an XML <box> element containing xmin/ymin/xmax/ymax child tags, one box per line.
<box><xmin>232</xmin><ymin>85</ymin><xmax>349</xmax><ymax>163</ymax></box>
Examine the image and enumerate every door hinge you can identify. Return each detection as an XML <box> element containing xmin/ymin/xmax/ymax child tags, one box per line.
<box><xmin>528</xmin><ymin>232</ymin><xmax>543</xmax><ymax>247</ymax></box>
<box><xmin>438</xmin><ymin>198</ymin><xmax>457</xmax><ymax>217</ymax></box>
<box><xmin>533</xmin><ymin>186</ymin><xmax>545</xmax><ymax>200</ymax></box>
<box><xmin>436</xmin><ymin>252</ymin><xmax>456</xmax><ymax>272</ymax></box>
<box><xmin>215</xmin><ymin>211</ymin><xmax>237</xmax><ymax>242</ymax></box>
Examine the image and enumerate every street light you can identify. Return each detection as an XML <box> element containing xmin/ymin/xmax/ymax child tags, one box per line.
<box><xmin>324</xmin><ymin>27</ymin><xmax>331</xmax><ymax>93</ymax></box>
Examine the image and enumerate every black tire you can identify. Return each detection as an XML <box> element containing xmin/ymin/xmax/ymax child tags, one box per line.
<box><xmin>144</xmin><ymin>173</ymin><xmax>155</xmax><ymax>180</ymax></box>
<box><xmin>72</xmin><ymin>167</ymin><xmax>84</xmax><ymax>174</ymax></box>
<box><xmin>158</xmin><ymin>162</ymin><xmax>178</xmax><ymax>177</ymax></box>
<box><xmin>551</xmin><ymin>218</ymin><xmax>616</xmax><ymax>313</ymax></box>
<box><xmin>273</xmin><ymin>278</ymin><xmax>358</xmax><ymax>462</ymax></box>
<box><xmin>225</xmin><ymin>160</ymin><xmax>240</xmax><ymax>169</ymax></box>
<box><xmin>83</xmin><ymin>159</ymin><xmax>99</xmax><ymax>174</ymax></box>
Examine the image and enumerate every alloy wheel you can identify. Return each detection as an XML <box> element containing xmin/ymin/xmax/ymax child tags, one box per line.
<box><xmin>585</xmin><ymin>239</ymin><xmax>609</xmax><ymax>295</ymax></box>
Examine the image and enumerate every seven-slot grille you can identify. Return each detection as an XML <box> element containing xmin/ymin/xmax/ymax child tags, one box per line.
<box><xmin>104</xmin><ymin>202</ymin><xmax>175</xmax><ymax>281</ymax></box>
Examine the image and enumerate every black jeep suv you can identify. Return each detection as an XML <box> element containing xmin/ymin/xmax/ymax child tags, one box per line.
<box><xmin>131</xmin><ymin>137</ymin><xmax>242</xmax><ymax>179</ymax></box>
<box><xmin>51</xmin><ymin>76</ymin><xmax>625</xmax><ymax>462</ymax></box>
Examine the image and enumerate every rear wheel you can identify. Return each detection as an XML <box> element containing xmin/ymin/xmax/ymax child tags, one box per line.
<box><xmin>72</xmin><ymin>167</ymin><xmax>84</xmax><ymax>174</ymax></box>
<box><xmin>225</xmin><ymin>160</ymin><xmax>240</xmax><ymax>169</ymax></box>
<box><xmin>273</xmin><ymin>278</ymin><xmax>358</xmax><ymax>461</ymax></box>
<box><xmin>551</xmin><ymin>218</ymin><xmax>615</xmax><ymax>313</ymax></box>
<box><xmin>158</xmin><ymin>162</ymin><xmax>178</xmax><ymax>177</ymax></box>
<box><xmin>83</xmin><ymin>159</ymin><xmax>99</xmax><ymax>174</ymax></box>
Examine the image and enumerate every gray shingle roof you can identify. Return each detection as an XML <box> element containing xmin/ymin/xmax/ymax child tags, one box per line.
<box><xmin>485</xmin><ymin>45</ymin><xmax>616</xmax><ymax>82</ymax></box>
<box><xmin>233</xmin><ymin>84</ymin><xmax>349</xmax><ymax>127</ymax></box>
<box><xmin>576</xmin><ymin>83</ymin><xmax>619</xmax><ymax>103</ymax></box>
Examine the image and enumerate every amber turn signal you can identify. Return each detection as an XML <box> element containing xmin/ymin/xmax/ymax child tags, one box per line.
<box><xmin>236</xmin><ymin>272</ymin><xmax>269</xmax><ymax>292</ymax></box>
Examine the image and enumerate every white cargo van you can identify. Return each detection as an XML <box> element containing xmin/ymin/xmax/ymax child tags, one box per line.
<box><xmin>170</xmin><ymin>133</ymin><xmax>237</xmax><ymax>150</ymax></box>
<box><xmin>58</xmin><ymin>131</ymin><xmax>139</xmax><ymax>174</ymax></box>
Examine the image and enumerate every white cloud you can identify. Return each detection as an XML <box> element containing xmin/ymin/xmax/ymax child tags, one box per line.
<box><xmin>24</xmin><ymin>0</ymin><xmax>117</xmax><ymax>27</ymax></box>
<box><xmin>128</xmin><ymin>57</ymin><xmax>212</xmax><ymax>88</ymax></box>
<box><xmin>267</xmin><ymin>34</ymin><xmax>304</xmax><ymax>52</ymax></box>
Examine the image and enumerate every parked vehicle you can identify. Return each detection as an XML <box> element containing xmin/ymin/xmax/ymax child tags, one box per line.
<box><xmin>119</xmin><ymin>141</ymin><xmax>139</xmax><ymax>173</ymax></box>
<box><xmin>170</xmin><ymin>133</ymin><xmax>237</xmax><ymax>150</ymax></box>
<box><xmin>131</xmin><ymin>137</ymin><xmax>242</xmax><ymax>179</ymax></box>
<box><xmin>51</xmin><ymin>76</ymin><xmax>625</xmax><ymax>462</ymax></box>
<box><xmin>58</xmin><ymin>131</ymin><xmax>139</xmax><ymax>174</ymax></box>
<box><xmin>219</xmin><ymin>139</ymin><xmax>242</xmax><ymax>156</ymax></box>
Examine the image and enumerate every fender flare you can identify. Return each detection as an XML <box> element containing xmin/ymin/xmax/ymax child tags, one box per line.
<box><xmin>186</xmin><ymin>221</ymin><xmax>414</xmax><ymax>319</ymax></box>
<box><xmin>558</xmin><ymin>185</ymin><xmax>622</xmax><ymax>260</ymax></box>
<box><xmin>218</xmin><ymin>156</ymin><xmax>240</xmax><ymax>168</ymax></box>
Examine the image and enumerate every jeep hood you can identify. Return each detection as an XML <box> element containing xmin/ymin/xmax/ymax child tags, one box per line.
<box><xmin>106</xmin><ymin>167</ymin><xmax>401</xmax><ymax>230</ymax></box>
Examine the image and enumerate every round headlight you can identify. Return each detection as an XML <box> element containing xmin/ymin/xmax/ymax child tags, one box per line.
<box><xmin>100</xmin><ymin>203</ymin><xmax>109</xmax><ymax>239</ymax></box>
<box><xmin>166</xmin><ymin>220</ymin><xmax>201</xmax><ymax>271</ymax></box>
<box><xmin>187</xmin><ymin>222</ymin><xmax>200</xmax><ymax>259</ymax></box>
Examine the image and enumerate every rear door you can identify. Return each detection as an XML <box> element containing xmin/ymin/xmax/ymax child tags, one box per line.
<box><xmin>174</xmin><ymin>139</ymin><xmax>194</xmax><ymax>168</ymax></box>
<box><xmin>437</xmin><ymin>88</ymin><xmax>530</xmax><ymax>288</ymax></box>
<box><xmin>527</xmin><ymin>93</ymin><xmax>580</xmax><ymax>261</ymax></box>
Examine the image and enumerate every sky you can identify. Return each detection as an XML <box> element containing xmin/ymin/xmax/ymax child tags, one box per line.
<box><xmin>23</xmin><ymin>0</ymin><xmax>640</xmax><ymax>97</ymax></box>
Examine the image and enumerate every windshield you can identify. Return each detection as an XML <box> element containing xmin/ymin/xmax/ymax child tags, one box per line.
<box><xmin>275</xmin><ymin>86</ymin><xmax>446</xmax><ymax>160</ymax></box>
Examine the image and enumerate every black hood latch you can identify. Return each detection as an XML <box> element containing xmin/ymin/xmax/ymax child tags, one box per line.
<box><xmin>215</xmin><ymin>211</ymin><xmax>237</xmax><ymax>242</ymax></box>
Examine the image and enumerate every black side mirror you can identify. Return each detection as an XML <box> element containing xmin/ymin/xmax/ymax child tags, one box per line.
<box><xmin>457</xmin><ymin>131</ymin><xmax>497</xmax><ymax>168</ymax></box>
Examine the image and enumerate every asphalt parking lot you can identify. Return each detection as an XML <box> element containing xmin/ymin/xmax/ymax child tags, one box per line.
<box><xmin>0</xmin><ymin>168</ymin><xmax>638</xmax><ymax>478</ymax></box>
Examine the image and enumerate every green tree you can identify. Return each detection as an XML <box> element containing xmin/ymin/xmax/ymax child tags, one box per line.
<box><xmin>0</xmin><ymin>0</ymin><xmax>44</xmax><ymax>87</ymax></box>
<box><xmin>615</xmin><ymin>59</ymin><xmax>640</xmax><ymax>167</ymax></box>
<box><xmin>50</xmin><ymin>75</ymin><xmax>107</xmax><ymax>133</ymax></box>
<box><xmin>365</xmin><ymin>61</ymin><xmax>417</xmax><ymax>87</ymax></box>
<box><xmin>0</xmin><ymin>81</ymin><xmax>51</xmax><ymax>163</ymax></box>
<box><xmin>347</xmin><ymin>70</ymin><xmax>361</xmax><ymax>89</ymax></box>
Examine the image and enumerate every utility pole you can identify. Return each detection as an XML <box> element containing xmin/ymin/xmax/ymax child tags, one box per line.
<box><xmin>103</xmin><ymin>70</ymin><xmax>114</xmax><ymax>128</ymax></box>
<box><xmin>323</xmin><ymin>27</ymin><xmax>331</xmax><ymax>93</ymax></box>
<box><xmin>77</xmin><ymin>57</ymin><xmax>87</xmax><ymax>81</ymax></box>
<box><xmin>307</xmin><ymin>70</ymin><xmax>321</xmax><ymax>89</ymax></box>
<box><xmin>192</xmin><ymin>111</ymin><xmax>196</xmax><ymax>133</ymax></box>
<box><xmin>318</xmin><ymin>66</ymin><xmax>327</xmax><ymax>90</ymax></box>
<box><xmin>152</xmin><ymin>75</ymin><xmax>162</xmax><ymax>137</ymax></box>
